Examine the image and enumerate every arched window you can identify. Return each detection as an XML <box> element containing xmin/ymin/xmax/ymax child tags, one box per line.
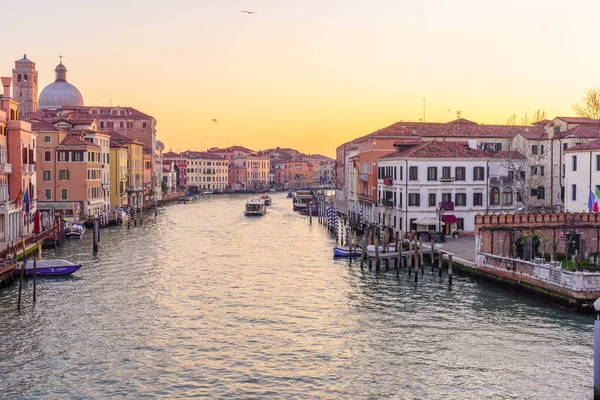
<box><xmin>17</xmin><ymin>74</ymin><xmax>22</xmax><ymax>82</ymax></box>
<box><xmin>490</xmin><ymin>187</ymin><xmax>500</xmax><ymax>205</ymax></box>
<box><xmin>23</xmin><ymin>74</ymin><xmax>28</xmax><ymax>82</ymax></box>
<box><xmin>502</xmin><ymin>188</ymin><xmax>513</xmax><ymax>205</ymax></box>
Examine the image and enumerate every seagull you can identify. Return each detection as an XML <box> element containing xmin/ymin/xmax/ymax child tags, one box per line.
<box><xmin>212</xmin><ymin>119</ymin><xmax>218</xmax><ymax>124</ymax></box>
<box><xmin>241</xmin><ymin>10</ymin><xmax>256</xmax><ymax>14</ymax></box>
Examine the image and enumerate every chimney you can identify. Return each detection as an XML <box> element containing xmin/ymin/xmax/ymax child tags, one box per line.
<box><xmin>0</xmin><ymin>77</ymin><xmax>11</xmax><ymax>98</ymax></box>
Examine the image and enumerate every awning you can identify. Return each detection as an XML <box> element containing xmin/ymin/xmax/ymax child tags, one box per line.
<box><xmin>442</xmin><ymin>214</ymin><xmax>459</xmax><ymax>224</ymax></box>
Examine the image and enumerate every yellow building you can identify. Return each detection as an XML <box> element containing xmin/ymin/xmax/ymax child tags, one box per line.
<box><xmin>108</xmin><ymin>131</ymin><xmax>144</xmax><ymax>208</ymax></box>
<box><xmin>109</xmin><ymin>140</ymin><xmax>129</xmax><ymax>208</ymax></box>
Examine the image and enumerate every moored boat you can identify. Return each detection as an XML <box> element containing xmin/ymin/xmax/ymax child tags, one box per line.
<box><xmin>17</xmin><ymin>259</ymin><xmax>82</xmax><ymax>277</ymax></box>
<box><xmin>287</xmin><ymin>191</ymin><xmax>294</xmax><ymax>198</ymax></box>
<box><xmin>260</xmin><ymin>195</ymin><xmax>272</xmax><ymax>206</ymax></box>
<box><xmin>333</xmin><ymin>246</ymin><xmax>361</xmax><ymax>257</ymax></box>
<box><xmin>65</xmin><ymin>223</ymin><xmax>86</xmax><ymax>239</ymax></box>
<box><xmin>245</xmin><ymin>199</ymin><xmax>267</xmax><ymax>216</ymax></box>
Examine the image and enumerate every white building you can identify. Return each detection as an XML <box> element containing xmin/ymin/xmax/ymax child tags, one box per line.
<box><xmin>564</xmin><ymin>139</ymin><xmax>600</xmax><ymax>212</ymax></box>
<box><xmin>376</xmin><ymin>140</ymin><xmax>524</xmax><ymax>235</ymax></box>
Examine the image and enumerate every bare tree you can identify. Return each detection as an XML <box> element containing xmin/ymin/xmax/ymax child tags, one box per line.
<box><xmin>573</xmin><ymin>87</ymin><xmax>600</xmax><ymax>120</ymax></box>
<box><xmin>507</xmin><ymin>113</ymin><xmax>517</xmax><ymax>125</ymax></box>
<box><xmin>506</xmin><ymin>109</ymin><xmax>547</xmax><ymax>126</ymax></box>
<box><xmin>531</xmin><ymin>109</ymin><xmax>547</xmax><ymax>123</ymax></box>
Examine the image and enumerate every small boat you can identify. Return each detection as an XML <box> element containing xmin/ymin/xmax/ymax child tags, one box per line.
<box><xmin>287</xmin><ymin>192</ymin><xmax>294</xmax><ymax>198</ymax></box>
<box><xmin>245</xmin><ymin>199</ymin><xmax>267</xmax><ymax>216</ymax></box>
<box><xmin>203</xmin><ymin>191</ymin><xmax>213</xmax><ymax>195</ymax></box>
<box><xmin>260</xmin><ymin>195</ymin><xmax>272</xmax><ymax>206</ymax></box>
<box><xmin>17</xmin><ymin>259</ymin><xmax>82</xmax><ymax>277</ymax></box>
<box><xmin>268</xmin><ymin>188</ymin><xmax>276</xmax><ymax>192</ymax></box>
<box><xmin>65</xmin><ymin>223</ymin><xmax>86</xmax><ymax>239</ymax></box>
<box><xmin>333</xmin><ymin>246</ymin><xmax>361</xmax><ymax>257</ymax></box>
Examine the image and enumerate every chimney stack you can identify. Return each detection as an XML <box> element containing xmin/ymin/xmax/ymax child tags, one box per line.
<box><xmin>1</xmin><ymin>77</ymin><xmax>11</xmax><ymax>98</ymax></box>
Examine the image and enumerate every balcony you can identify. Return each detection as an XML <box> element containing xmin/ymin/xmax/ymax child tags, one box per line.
<box><xmin>383</xmin><ymin>177</ymin><xmax>393</xmax><ymax>186</ymax></box>
<box><xmin>440</xmin><ymin>177</ymin><xmax>455</xmax><ymax>183</ymax></box>
<box><xmin>359</xmin><ymin>173</ymin><xmax>369</xmax><ymax>182</ymax></box>
<box><xmin>381</xmin><ymin>198</ymin><xmax>395</xmax><ymax>207</ymax></box>
<box><xmin>0</xmin><ymin>164</ymin><xmax>12</xmax><ymax>174</ymax></box>
<box><xmin>126</xmin><ymin>185</ymin><xmax>144</xmax><ymax>193</ymax></box>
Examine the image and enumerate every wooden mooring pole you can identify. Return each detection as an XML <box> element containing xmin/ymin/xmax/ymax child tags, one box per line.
<box><xmin>17</xmin><ymin>238</ymin><xmax>27</xmax><ymax>311</ymax></box>
<box><xmin>448</xmin><ymin>254</ymin><xmax>453</xmax><ymax>286</ymax></box>
<box><xmin>93</xmin><ymin>219</ymin><xmax>99</xmax><ymax>254</ymax></box>
<box><xmin>419</xmin><ymin>237</ymin><xmax>424</xmax><ymax>274</ymax></box>
<box><xmin>430</xmin><ymin>240</ymin><xmax>435</xmax><ymax>274</ymax></box>
<box><xmin>375</xmin><ymin>235</ymin><xmax>380</xmax><ymax>271</ymax></box>
<box><xmin>439</xmin><ymin>251</ymin><xmax>443</xmax><ymax>277</ymax></box>
<box><xmin>408</xmin><ymin>240</ymin><xmax>412</xmax><ymax>277</ymax></box>
<box><xmin>360</xmin><ymin>232</ymin><xmax>367</xmax><ymax>270</ymax></box>
<box><xmin>33</xmin><ymin>259</ymin><xmax>37</xmax><ymax>303</ymax></box>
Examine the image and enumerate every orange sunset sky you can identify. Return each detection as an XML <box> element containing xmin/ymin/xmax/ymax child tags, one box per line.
<box><xmin>1</xmin><ymin>0</ymin><xmax>598</xmax><ymax>157</ymax></box>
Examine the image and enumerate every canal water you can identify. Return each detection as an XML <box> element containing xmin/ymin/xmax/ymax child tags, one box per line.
<box><xmin>0</xmin><ymin>193</ymin><xmax>594</xmax><ymax>399</ymax></box>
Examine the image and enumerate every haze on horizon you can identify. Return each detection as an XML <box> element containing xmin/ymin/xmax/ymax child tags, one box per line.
<box><xmin>1</xmin><ymin>0</ymin><xmax>596</xmax><ymax>157</ymax></box>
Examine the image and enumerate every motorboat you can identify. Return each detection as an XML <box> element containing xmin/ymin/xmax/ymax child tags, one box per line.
<box><xmin>260</xmin><ymin>194</ymin><xmax>272</xmax><ymax>206</ymax></box>
<box><xmin>203</xmin><ymin>191</ymin><xmax>213</xmax><ymax>195</ymax></box>
<box><xmin>245</xmin><ymin>199</ymin><xmax>267</xmax><ymax>216</ymax></box>
<box><xmin>287</xmin><ymin>192</ymin><xmax>294</xmax><ymax>198</ymax></box>
<box><xmin>333</xmin><ymin>246</ymin><xmax>361</xmax><ymax>257</ymax></box>
<box><xmin>17</xmin><ymin>259</ymin><xmax>82</xmax><ymax>277</ymax></box>
<box><xmin>65</xmin><ymin>223</ymin><xmax>86</xmax><ymax>239</ymax></box>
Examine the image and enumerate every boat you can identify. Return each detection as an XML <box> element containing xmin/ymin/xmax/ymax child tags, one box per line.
<box><xmin>287</xmin><ymin>192</ymin><xmax>294</xmax><ymax>198</ymax></box>
<box><xmin>65</xmin><ymin>223</ymin><xmax>86</xmax><ymax>239</ymax></box>
<box><xmin>17</xmin><ymin>259</ymin><xmax>82</xmax><ymax>277</ymax></box>
<box><xmin>268</xmin><ymin>188</ymin><xmax>276</xmax><ymax>192</ymax></box>
<box><xmin>260</xmin><ymin>194</ymin><xmax>272</xmax><ymax>206</ymax></box>
<box><xmin>203</xmin><ymin>190</ymin><xmax>213</xmax><ymax>195</ymax></box>
<box><xmin>245</xmin><ymin>199</ymin><xmax>267</xmax><ymax>216</ymax></box>
<box><xmin>333</xmin><ymin>246</ymin><xmax>361</xmax><ymax>257</ymax></box>
<box><xmin>293</xmin><ymin>190</ymin><xmax>314</xmax><ymax>211</ymax></box>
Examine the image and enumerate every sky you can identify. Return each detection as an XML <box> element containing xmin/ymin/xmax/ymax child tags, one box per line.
<box><xmin>0</xmin><ymin>0</ymin><xmax>598</xmax><ymax>157</ymax></box>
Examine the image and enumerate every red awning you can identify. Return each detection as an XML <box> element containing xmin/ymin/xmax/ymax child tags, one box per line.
<box><xmin>442</xmin><ymin>214</ymin><xmax>459</xmax><ymax>224</ymax></box>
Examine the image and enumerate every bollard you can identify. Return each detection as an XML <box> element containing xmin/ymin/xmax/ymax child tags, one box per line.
<box><xmin>17</xmin><ymin>239</ymin><xmax>27</xmax><ymax>311</ymax></box>
<box><xmin>309</xmin><ymin>202</ymin><xmax>312</xmax><ymax>225</ymax></box>
<box><xmin>33</xmin><ymin>259</ymin><xmax>37</xmax><ymax>303</ymax></box>
<box><xmin>154</xmin><ymin>200</ymin><xmax>158</xmax><ymax>217</ymax></box>
<box><xmin>448</xmin><ymin>254</ymin><xmax>453</xmax><ymax>285</ymax></box>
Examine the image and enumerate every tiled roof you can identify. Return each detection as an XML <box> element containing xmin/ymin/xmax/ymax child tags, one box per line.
<box><xmin>532</xmin><ymin>119</ymin><xmax>554</xmax><ymax>126</ymax></box>
<box><xmin>28</xmin><ymin>119</ymin><xmax>60</xmax><ymax>132</ymax></box>
<box><xmin>106</xmin><ymin>130</ymin><xmax>140</xmax><ymax>144</ymax></box>
<box><xmin>554</xmin><ymin>124</ymin><xmax>600</xmax><ymax>139</ymax></box>
<box><xmin>110</xmin><ymin>140</ymin><xmax>127</xmax><ymax>149</ymax></box>
<box><xmin>379</xmin><ymin>140</ymin><xmax>525</xmax><ymax>160</ymax></box>
<box><xmin>447</xmin><ymin>118</ymin><xmax>478</xmax><ymax>125</ymax></box>
<box><xmin>163</xmin><ymin>151</ymin><xmax>181</xmax><ymax>158</ymax></box>
<box><xmin>554</xmin><ymin>116</ymin><xmax>598</xmax><ymax>124</ymax></box>
<box><xmin>516</xmin><ymin>130</ymin><xmax>548</xmax><ymax>140</ymax></box>
<box><xmin>565</xmin><ymin>139</ymin><xmax>600</xmax><ymax>152</ymax></box>
<box><xmin>59</xmin><ymin>134</ymin><xmax>100</xmax><ymax>148</ymax></box>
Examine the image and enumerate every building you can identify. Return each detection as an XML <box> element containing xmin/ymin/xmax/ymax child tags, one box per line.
<box><xmin>109</xmin><ymin>140</ymin><xmax>129</xmax><ymax>208</ymax></box>
<box><xmin>38</xmin><ymin>60</ymin><xmax>84</xmax><ymax>109</ymax></box>
<box><xmin>163</xmin><ymin>151</ymin><xmax>228</xmax><ymax>193</ymax></box>
<box><xmin>0</xmin><ymin>77</ymin><xmax>36</xmax><ymax>241</ymax></box>
<box><xmin>563</xmin><ymin>139</ymin><xmax>600</xmax><ymax>213</ymax></box>
<box><xmin>246</xmin><ymin>156</ymin><xmax>270</xmax><ymax>191</ymax></box>
<box><xmin>12</xmin><ymin>55</ymin><xmax>38</xmax><ymax>115</ymax></box>
<box><xmin>162</xmin><ymin>162</ymin><xmax>177</xmax><ymax>195</ymax></box>
<box><xmin>376</xmin><ymin>140</ymin><xmax>524</xmax><ymax>234</ymax></box>
<box><xmin>108</xmin><ymin>131</ymin><xmax>144</xmax><ymax>209</ymax></box>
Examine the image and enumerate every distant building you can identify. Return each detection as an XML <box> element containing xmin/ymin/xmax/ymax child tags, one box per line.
<box><xmin>12</xmin><ymin>55</ymin><xmax>38</xmax><ymax>115</ymax></box>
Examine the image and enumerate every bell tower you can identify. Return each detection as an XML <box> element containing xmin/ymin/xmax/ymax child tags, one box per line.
<box><xmin>12</xmin><ymin>54</ymin><xmax>38</xmax><ymax>115</ymax></box>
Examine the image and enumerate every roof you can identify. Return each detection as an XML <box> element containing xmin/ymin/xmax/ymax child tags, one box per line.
<box><xmin>105</xmin><ymin>130</ymin><xmax>140</xmax><ymax>144</ymax></box>
<box><xmin>28</xmin><ymin>119</ymin><xmax>60</xmax><ymax>132</ymax></box>
<box><xmin>554</xmin><ymin>124</ymin><xmax>600</xmax><ymax>140</ymax></box>
<box><xmin>378</xmin><ymin>140</ymin><xmax>525</xmax><ymax>160</ymax></box>
<box><xmin>109</xmin><ymin>140</ymin><xmax>127</xmax><ymax>150</ymax></box>
<box><xmin>515</xmin><ymin>130</ymin><xmax>548</xmax><ymax>140</ymax></box>
<box><xmin>59</xmin><ymin>134</ymin><xmax>100</xmax><ymax>148</ymax></box>
<box><xmin>554</xmin><ymin>116</ymin><xmax>598</xmax><ymax>124</ymax></box>
<box><xmin>565</xmin><ymin>139</ymin><xmax>600</xmax><ymax>152</ymax></box>
<box><xmin>532</xmin><ymin>119</ymin><xmax>554</xmax><ymax>126</ymax></box>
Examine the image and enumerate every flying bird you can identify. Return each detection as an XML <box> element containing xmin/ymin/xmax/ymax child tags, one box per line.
<box><xmin>212</xmin><ymin>119</ymin><xmax>218</xmax><ymax>124</ymax></box>
<box><xmin>241</xmin><ymin>10</ymin><xmax>256</xmax><ymax>14</ymax></box>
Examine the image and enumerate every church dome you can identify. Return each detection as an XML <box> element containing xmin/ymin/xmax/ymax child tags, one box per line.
<box><xmin>38</xmin><ymin>62</ymin><xmax>84</xmax><ymax>109</ymax></box>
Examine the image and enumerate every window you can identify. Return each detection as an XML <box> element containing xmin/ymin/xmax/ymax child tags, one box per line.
<box><xmin>119</xmin><ymin>121</ymin><xmax>124</xmax><ymax>128</ymax></box>
<box><xmin>107</xmin><ymin>121</ymin><xmax>114</xmax><ymax>129</ymax></box>
<box><xmin>540</xmin><ymin>145</ymin><xmax>545</xmax><ymax>154</ymax></box>
<box><xmin>572</xmin><ymin>184</ymin><xmax>577</xmax><ymax>201</ymax></box>
<box><xmin>143</xmin><ymin>121</ymin><xmax>148</xmax><ymax>129</ymax></box>
<box><xmin>473</xmin><ymin>192</ymin><xmax>483</xmax><ymax>206</ymax></box>
<box><xmin>473</xmin><ymin>167</ymin><xmax>485</xmax><ymax>181</ymax></box>
<box><xmin>442</xmin><ymin>193</ymin><xmax>452</xmax><ymax>203</ymax></box>
<box><xmin>61</xmin><ymin>188</ymin><xmax>68</xmax><ymax>200</ymax></box>
<box><xmin>502</xmin><ymin>188</ymin><xmax>513</xmax><ymax>205</ymax></box>
<box><xmin>563</xmin><ymin>143</ymin><xmax>568</xmax><ymax>151</ymax></box>
<box><xmin>59</xmin><ymin>170</ymin><xmax>70</xmax><ymax>181</ymax></box>
<box><xmin>427</xmin><ymin>167</ymin><xmax>437</xmax><ymax>181</ymax></box>
<box><xmin>100</xmin><ymin>121</ymin><xmax>105</xmax><ymax>129</ymax></box>
<box><xmin>44</xmin><ymin>189</ymin><xmax>51</xmax><ymax>200</ymax></box>
<box><xmin>23</xmin><ymin>74</ymin><xmax>28</xmax><ymax>82</ymax></box>
<box><xmin>127</xmin><ymin>121</ymin><xmax>133</xmax><ymax>129</ymax></box>
<box><xmin>44</xmin><ymin>135</ymin><xmax>52</xmax><ymax>143</ymax></box>
<box><xmin>519</xmin><ymin>170</ymin><xmax>526</xmax><ymax>180</ymax></box>
<box><xmin>428</xmin><ymin>193</ymin><xmax>436</xmax><ymax>206</ymax></box>
<box><xmin>455</xmin><ymin>167</ymin><xmax>466</xmax><ymax>181</ymax></box>
<box><xmin>532</xmin><ymin>145</ymin><xmax>538</xmax><ymax>154</ymax></box>
<box><xmin>537</xmin><ymin>186</ymin><xmax>545</xmax><ymax>200</ymax></box>
<box><xmin>597</xmin><ymin>155</ymin><xmax>600</xmax><ymax>171</ymax></box>
<box><xmin>490</xmin><ymin>187</ymin><xmax>500</xmax><ymax>205</ymax></box>
<box><xmin>572</xmin><ymin>155</ymin><xmax>577</xmax><ymax>171</ymax></box>
<box><xmin>43</xmin><ymin>170</ymin><xmax>51</xmax><ymax>181</ymax></box>
<box><xmin>409</xmin><ymin>166</ymin><xmax>418</xmax><ymax>180</ymax></box>
<box><xmin>530</xmin><ymin>166</ymin><xmax>545</xmax><ymax>176</ymax></box>
<box><xmin>442</xmin><ymin>167</ymin><xmax>451</xmax><ymax>179</ymax></box>
<box><xmin>72</xmin><ymin>151</ymin><xmax>84</xmax><ymax>162</ymax></box>
<box><xmin>44</xmin><ymin>151</ymin><xmax>51</xmax><ymax>162</ymax></box>
<box><xmin>17</xmin><ymin>74</ymin><xmax>22</xmax><ymax>83</ymax></box>
<box><xmin>457</xmin><ymin>218</ymin><xmax>464</xmax><ymax>231</ymax></box>
<box><xmin>455</xmin><ymin>193</ymin><xmax>466</xmax><ymax>206</ymax></box>
<box><xmin>408</xmin><ymin>193</ymin><xmax>420</xmax><ymax>206</ymax></box>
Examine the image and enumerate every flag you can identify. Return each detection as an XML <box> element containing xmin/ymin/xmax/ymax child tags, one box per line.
<box><xmin>589</xmin><ymin>190</ymin><xmax>595</xmax><ymax>211</ymax></box>
<box><xmin>23</xmin><ymin>188</ymin><xmax>30</xmax><ymax>215</ymax></box>
<box><xmin>14</xmin><ymin>189</ymin><xmax>22</xmax><ymax>208</ymax></box>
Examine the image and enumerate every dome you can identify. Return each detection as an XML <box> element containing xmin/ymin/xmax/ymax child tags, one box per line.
<box><xmin>38</xmin><ymin>62</ymin><xmax>84</xmax><ymax>109</ymax></box>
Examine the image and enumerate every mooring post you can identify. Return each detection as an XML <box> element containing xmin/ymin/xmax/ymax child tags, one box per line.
<box><xmin>360</xmin><ymin>233</ymin><xmax>367</xmax><ymax>269</ymax></box>
<box><xmin>394</xmin><ymin>232</ymin><xmax>399</xmax><ymax>269</ymax></box>
<box><xmin>139</xmin><ymin>207</ymin><xmax>143</xmax><ymax>226</ymax></box>
<box><xmin>154</xmin><ymin>200</ymin><xmax>158</xmax><ymax>217</ymax></box>
<box><xmin>408</xmin><ymin>239</ymin><xmax>413</xmax><ymax>276</ymax></box>
<box><xmin>431</xmin><ymin>240</ymin><xmax>435</xmax><ymax>273</ymax></box>
<box><xmin>33</xmin><ymin>259</ymin><xmax>37</xmax><ymax>303</ymax></box>
<box><xmin>448</xmin><ymin>254</ymin><xmax>453</xmax><ymax>285</ymax></box>
<box><xmin>17</xmin><ymin>238</ymin><xmax>27</xmax><ymax>311</ymax></box>
<box><xmin>419</xmin><ymin>237</ymin><xmax>424</xmax><ymax>274</ymax></box>
<box><xmin>93</xmin><ymin>220</ymin><xmax>99</xmax><ymax>254</ymax></box>
<box><xmin>594</xmin><ymin>298</ymin><xmax>600</xmax><ymax>400</ymax></box>
<box><xmin>375</xmin><ymin>235</ymin><xmax>380</xmax><ymax>271</ymax></box>
<box><xmin>309</xmin><ymin>202</ymin><xmax>312</xmax><ymax>225</ymax></box>
<box><xmin>439</xmin><ymin>250</ymin><xmax>443</xmax><ymax>277</ymax></box>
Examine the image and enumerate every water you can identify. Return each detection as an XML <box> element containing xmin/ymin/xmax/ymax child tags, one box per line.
<box><xmin>0</xmin><ymin>193</ymin><xmax>594</xmax><ymax>399</ymax></box>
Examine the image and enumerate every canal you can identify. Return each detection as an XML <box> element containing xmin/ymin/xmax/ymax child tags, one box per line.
<box><xmin>0</xmin><ymin>192</ymin><xmax>594</xmax><ymax>399</ymax></box>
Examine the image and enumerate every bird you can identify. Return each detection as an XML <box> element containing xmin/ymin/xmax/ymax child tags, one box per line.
<box><xmin>241</xmin><ymin>10</ymin><xmax>256</xmax><ymax>14</ymax></box>
<box><xmin>212</xmin><ymin>118</ymin><xmax>218</xmax><ymax>124</ymax></box>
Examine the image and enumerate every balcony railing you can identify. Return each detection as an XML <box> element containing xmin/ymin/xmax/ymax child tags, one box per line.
<box><xmin>0</xmin><ymin>164</ymin><xmax>12</xmax><ymax>174</ymax></box>
<box><xmin>440</xmin><ymin>177</ymin><xmax>455</xmax><ymax>182</ymax></box>
<box><xmin>359</xmin><ymin>173</ymin><xmax>369</xmax><ymax>182</ymax></box>
<box><xmin>381</xmin><ymin>198</ymin><xmax>395</xmax><ymax>207</ymax></box>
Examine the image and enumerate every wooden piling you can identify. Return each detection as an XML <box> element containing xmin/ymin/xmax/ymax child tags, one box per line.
<box><xmin>93</xmin><ymin>220</ymin><xmax>99</xmax><ymax>254</ymax></box>
<box><xmin>431</xmin><ymin>240</ymin><xmax>435</xmax><ymax>273</ymax></box>
<box><xmin>448</xmin><ymin>254</ymin><xmax>453</xmax><ymax>286</ymax></box>
<box><xmin>139</xmin><ymin>207</ymin><xmax>143</xmax><ymax>226</ymax></box>
<box><xmin>17</xmin><ymin>238</ymin><xmax>26</xmax><ymax>311</ymax></box>
<box><xmin>394</xmin><ymin>232</ymin><xmax>399</xmax><ymax>268</ymax></box>
<box><xmin>360</xmin><ymin>233</ymin><xmax>367</xmax><ymax>269</ymax></box>
<box><xmin>408</xmin><ymin>240</ymin><xmax>412</xmax><ymax>276</ymax></box>
<box><xmin>439</xmin><ymin>251</ymin><xmax>443</xmax><ymax>277</ymax></box>
<box><xmin>375</xmin><ymin>236</ymin><xmax>380</xmax><ymax>271</ymax></box>
<box><xmin>419</xmin><ymin>237</ymin><xmax>424</xmax><ymax>274</ymax></box>
<box><xmin>33</xmin><ymin>259</ymin><xmax>37</xmax><ymax>303</ymax></box>
<box><xmin>309</xmin><ymin>202</ymin><xmax>312</xmax><ymax>225</ymax></box>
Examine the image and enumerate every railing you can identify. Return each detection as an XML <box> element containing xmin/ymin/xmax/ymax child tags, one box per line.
<box><xmin>0</xmin><ymin>164</ymin><xmax>12</xmax><ymax>174</ymax></box>
<box><xmin>359</xmin><ymin>173</ymin><xmax>369</xmax><ymax>182</ymax></box>
<box><xmin>440</xmin><ymin>177</ymin><xmax>454</xmax><ymax>182</ymax></box>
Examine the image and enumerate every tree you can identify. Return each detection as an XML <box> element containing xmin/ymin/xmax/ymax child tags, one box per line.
<box><xmin>507</xmin><ymin>113</ymin><xmax>517</xmax><ymax>125</ymax></box>
<box><xmin>573</xmin><ymin>86</ymin><xmax>600</xmax><ymax>119</ymax></box>
<box><xmin>506</xmin><ymin>109</ymin><xmax>547</xmax><ymax>126</ymax></box>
